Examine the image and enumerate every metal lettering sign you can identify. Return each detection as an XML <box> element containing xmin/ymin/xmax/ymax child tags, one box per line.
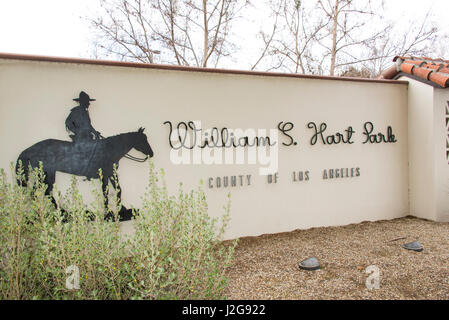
<box><xmin>16</xmin><ymin>91</ymin><xmax>400</xmax><ymax>221</ymax></box>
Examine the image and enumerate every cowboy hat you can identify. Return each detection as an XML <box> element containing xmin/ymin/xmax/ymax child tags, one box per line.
<box><xmin>73</xmin><ymin>91</ymin><xmax>96</xmax><ymax>102</ymax></box>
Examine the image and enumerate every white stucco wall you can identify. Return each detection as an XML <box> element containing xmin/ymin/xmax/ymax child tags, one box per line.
<box><xmin>402</xmin><ymin>75</ymin><xmax>449</xmax><ymax>223</ymax></box>
<box><xmin>401</xmin><ymin>77</ymin><xmax>436</xmax><ymax>220</ymax></box>
<box><xmin>0</xmin><ymin>58</ymin><xmax>409</xmax><ymax>239</ymax></box>
<box><xmin>434</xmin><ymin>88</ymin><xmax>449</xmax><ymax>222</ymax></box>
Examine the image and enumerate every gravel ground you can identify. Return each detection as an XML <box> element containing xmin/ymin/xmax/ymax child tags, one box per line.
<box><xmin>225</xmin><ymin>216</ymin><xmax>449</xmax><ymax>299</ymax></box>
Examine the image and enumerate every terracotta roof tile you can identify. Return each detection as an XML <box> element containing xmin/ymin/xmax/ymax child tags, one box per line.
<box><xmin>380</xmin><ymin>56</ymin><xmax>449</xmax><ymax>88</ymax></box>
<box><xmin>400</xmin><ymin>63</ymin><xmax>414</xmax><ymax>74</ymax></box>
<box><xmin>429</xmin><ymin>72</ymin><xmax>449</xmax><ymax>88</ymax></box>
<box><xmin>413</xmin><ymin>67</ymin><xmax>432</xmax><ymax>80</ymax></box>
<box><xmin>424</xmin><ymin>63</ymin><xmax>439</xmax><ymax>70</ymax></box>
<box><xmin>404</xmin><ymin>60</ymin><xmax>424</xmax><ymax>66</ymax></box>
<box><xmin>377</xmin><ymin>65</ymin><xmax>397</xmax><ymax>80</ymax></box>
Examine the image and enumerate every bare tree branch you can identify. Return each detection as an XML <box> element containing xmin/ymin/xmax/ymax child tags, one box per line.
<box><xmin>89</xmin><ymin>0</ymin><xmax>250</xmax><ymax>67</ymax></box>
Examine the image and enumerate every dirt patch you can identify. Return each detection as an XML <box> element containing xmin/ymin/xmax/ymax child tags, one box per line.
<box><xmin>225</xmin><ymin>216</ymin><xmax>449</xmax><ymax>299</ymax></box>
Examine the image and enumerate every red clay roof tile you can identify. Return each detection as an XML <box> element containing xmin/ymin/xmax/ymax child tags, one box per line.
<box><xmin>377</xmin><ymin>65</ymin><xmax>397</xmax><ymax>80</ymax></box>
<box><xmin>404</xmin><ymin>60</ymin><xmax>424</xmax><ymax>66</ymax></box>
<box><xmin>413</xmin><ymin>67</ymin><xmax>432</xmax><ymax>80</ymax></box>
<box><xmin>424</xmin><ymin>64</ymin><xmax>439</xmax><ymax>70</ymax></box>
<box><xmin>380</xmin><ymin>56</ymin><xmax>449</xmax><ymax>88</ymax></box>
<box><xmin>401</xmin><ymin>63</ymin><xmax>414</xmax><ymax>74</ymax></box>
<box><xmin>429</xmin><ymin>72</ymin><xmax>449</xmax><ymax>88</ymax></box>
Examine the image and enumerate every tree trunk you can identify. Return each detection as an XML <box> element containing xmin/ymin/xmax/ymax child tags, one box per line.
<box><xmin>202</xmin><ymin>0</ymin><xmax>209</xmax><ymax>67</ymax></box>
<box><xmin>329</xmin><ymin>0</ymin><xmax>339</xmax><ymax>76</ymax></box>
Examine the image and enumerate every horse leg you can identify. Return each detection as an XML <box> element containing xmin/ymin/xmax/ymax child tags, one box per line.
<box><xmin>102</xmin><ymin>175</ymin><xmax>110</xmax><ymax>214</ymax></box>
<box><xmin>43</xmin><ymin>170</ymin><xmax>67</xmax><ymax>219</ymax></box>
<box><xmin>44</xmin><ymin>170</ymin><xmax>55</xmax><ymax>197</ymax></box>
<box><xmin>110</xmin><ymin>177</ymin><xmax>133</xmax><ymax>221</ymax></box>
<box><xmin>44</xmin><ymin>171</ymin><xmax>56</xmax><ymax>209</ymax></box>
<box><xmin>110</xmin><ymin>176</ymin><xmax>122</xmax><ymax>204</ymax></box>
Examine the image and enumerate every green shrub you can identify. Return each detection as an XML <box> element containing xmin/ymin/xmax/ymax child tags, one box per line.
<box><xmin>0</xmin><ymin>161</ymin><xmax>236</xmax><ymax>300</ymax></box>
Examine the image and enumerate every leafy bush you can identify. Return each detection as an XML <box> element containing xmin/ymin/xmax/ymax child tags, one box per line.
<box><xmin>0</xmin><ymin>162</ymin><xmax>236</xmax><ymax>299</ymax></box>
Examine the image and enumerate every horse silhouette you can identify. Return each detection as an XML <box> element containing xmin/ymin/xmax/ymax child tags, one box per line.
<box><xmin>16</xmin><ymin>127</ymin><xmax>153</xmax><ymax>220</ymax></box>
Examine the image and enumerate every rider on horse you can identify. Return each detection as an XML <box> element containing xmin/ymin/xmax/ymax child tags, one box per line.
<box><xmin>17</xmin><ymin>91</ymin><xmax>153</xmax><ymax>221</ymax></box>
<box><xmin>65</xmin><ymin>91</ymin><xmax>101</xmax><ymax>142</ymax></box>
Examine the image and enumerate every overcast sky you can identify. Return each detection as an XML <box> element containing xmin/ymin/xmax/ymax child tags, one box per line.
<box><xmin>1</xmin><ymin>0</ymin><xmax>448</xmax><ymax>67</ymax></box>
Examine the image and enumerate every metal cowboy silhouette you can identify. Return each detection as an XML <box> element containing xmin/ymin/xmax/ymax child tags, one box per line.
<box><xmin>16</xmin><ymin>90</ymin><xmax>154</xmax><ymax>221</ymax></box>
<box><xmin>65</xmin><ymin>91</ymin><xmax>101</xmax><ymax>142</ymax></box>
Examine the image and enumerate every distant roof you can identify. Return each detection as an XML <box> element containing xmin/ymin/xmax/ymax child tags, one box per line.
<box><xmin>379</xmin><ymin>56</ymin><xmax>449</xmax><ymax>88</ymax></box>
